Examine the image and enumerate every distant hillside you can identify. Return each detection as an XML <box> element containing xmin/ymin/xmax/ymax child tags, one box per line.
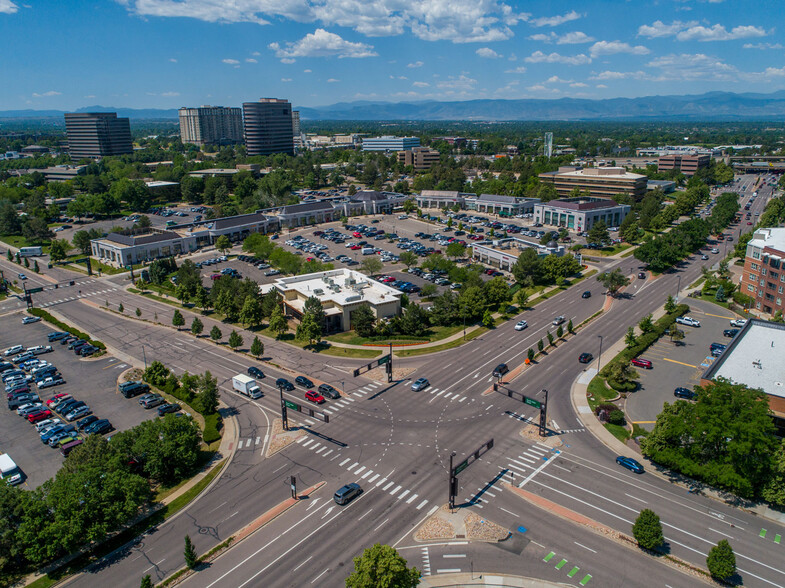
<box><xmin>3</xmin><ymin>91</ymin><xmax>785</xmax><ymax>121</ymax></box>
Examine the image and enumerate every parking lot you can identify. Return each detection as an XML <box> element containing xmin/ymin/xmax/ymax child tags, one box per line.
<box><xmin>625</xmin><ymin>299</ymin><xmax>744</xmax><ymax>430</ymax></box>
<box><xmin>1</xmin><ymin>313</ymin><xmax>157</xmax><ymax>488</ymax></box>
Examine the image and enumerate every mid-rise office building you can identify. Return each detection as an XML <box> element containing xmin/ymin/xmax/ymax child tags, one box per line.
<box><xmin>64</xmin><ymin>112</ymin><xmax>133</xmax><ymax>159</ymax></box>
<box><xmin>362</xmin><ymin>136</ymin><xmax>420</xmax><ymax>152</ymax></box>
<box><xmin>178</xmin><ymin>106</ymin><xmax>243</xmax><ymax>147</ymax></box>
<box><xmin>538</xmin><ymin>166</ymin><xmax>647</xmax><ymax>200</ymax></box>
<box><xmin>397</xmin><ymin>147</ymin><xmax>440</xmax><ymax>171</ymax></box>
<box><xmin>242</xmin><ymin>98</ymin><xmax>294</xmax><ymax>156</ymax></box>
<box><xmin>740</xmin><ymin>228</ymin><xmax>785</xmax><ymax>317</ymax></box>
<box><xmin>533</xmin><ymin>197</ymin><xmax>630</xmax><ymax>233</ymax></box>
<box><xmin>657</xmin><ymin>154</ymin><xmax>710</xmax><ymax>176</ymax></box>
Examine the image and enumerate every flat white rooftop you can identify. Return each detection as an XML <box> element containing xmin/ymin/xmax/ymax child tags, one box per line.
<box><xmin>273</xmin><ymin>268</ymin><xmax>401</xmax><ymax>307</ymax></box>
<box><xmin>748</xmin><ymin>228</ymin><xmax>785</xmax><ymax>256</ymax></box>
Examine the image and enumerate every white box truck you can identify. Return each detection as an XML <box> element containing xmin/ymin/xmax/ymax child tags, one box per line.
<box><xmin>0</xmin><ymin>454</ymin><xmax>22</xmax><ymax>486</ymax></box>
<box><xmin>232</xmin><ymin>374</ymin><xmax>262</xmax><ymax>399</ymax></box>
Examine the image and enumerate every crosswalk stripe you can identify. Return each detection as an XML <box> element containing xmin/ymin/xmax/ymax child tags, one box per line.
<box><xmin>518</xmin><ymin>455</ymin><xmax>536</xmax><ymax>464</ymax></box>
<box><xmin>398</xmin><ymin>489</ymin><xmax>410</xmax><ymax>500</ymax></box>
<box><xmin>368</xmin><ymin>474</ymin><xmax>380</xmax><ymax>483</ymax></box>
<box><xmin>416</xmin><ymin>499</ymin><xmax>429</xmax><ymax>510</ymax></box>
<box><xmin>435</xmin><ymin>390</ymin><xmax>445</xmax><ymax>397</ymax></box>
<box><xmin>296</xmin><ymin>436</ymin><xmax>306</xmax><ymax>443</ymax></box>
<box><xmin>506</xmin><ymin>463</ymin><xmax>528</xmax><ymax>475</ymax></box>
<box><xmin>377</xmin><ymin>478</ymin><xmax>388</xmax><ymax>488</ymax></box>
<box><xmin>508</xmin><ymin>459</ymin><xmax>531</xmax><ymax>469</ymax></box>
<box><xmin>361</xmin><ymin>470</ymin><xmax>372</xmax><ymax>479</ymax></box>
<box><xmin>347</xmin><ymin>462</ymin><xmax>359</xmax><ymax>472</ymax></box>
<box><xmin>310</xmin><ymin>443</ymin><xmax>321</xmax><ymax>451</ymax></box>
<box><xmin>389</xmin><ymin>485</ymin><xmax>401</xmax><ymax>496</ymax></box>
<box><xmin>315</xmin><ymin>447</ymin><xmax>326</xmax><ymax>454</ymax></box>
<box><xmin>443</xmin><ymin>393</ymin><xmax>452</xmax><ymax>400</ymax></box>
<box><xmin>406</xmin><ymin>493</ymin><xmax>418</xmax><ymax>504</ymax></box>
<box><xmin>355</xmin><ymin>466</ymin><xmax>366</xmax><ymax>475</ymax></box>
<box><xmin>339</xmin><ymin>458</ymin><xmax>350</xmax><ymax>466</ymax></box>
<box><xmin>353</xmin><ymin>392</ymin><xmax>364</xmax><ymax>397</ymax></box>
<box><xmin>301</xmin><ymin>439</ymin><xmax>314</xmax><ymax>448</ymax></box>
<box><xmin>458</xmin><ymin>397</ymin><xmax>466</xmax><ymax>403</ymax></box>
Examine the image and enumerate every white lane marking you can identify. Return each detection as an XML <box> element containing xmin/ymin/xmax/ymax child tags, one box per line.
<box><xmin>443</xmin><ymin>554</ymin><xmax>466</xmax><ymax>559</ymax></box>
<box><xmin>499</xmin><ymin>507</ymin><xmax>520</xmax><ymax>517</ymax></box>
<box><xmin>625</xmin><ymin>493</ymin><xmax>647</xmax><ymax>503</ymax></box>
<box><xmin>436</xmin><ymin>568</ymin><xmax>462</xmax><ymax>574</ymax></box>
<box><xmin>322</xmin><ymin>450</ymin><xmax>333</xmax><ymax>458</ymax></box>
<box><xmin>575</xmin><ymin>542</ymin><xmax>596</xmax><ymax>553</ymax></box>
<box><xmin>311</xmin><ymin>569</ymin><xmax>329</xmax><ymax>584</ymax></box>
<box><xmin>357</xmin><ymin>508</ymin><xmax>373</xmax><ymax>521</ymax></box>
<box><xmin>373</xmin><ymin>518</ymin><xmax>389</xmax><ymax>531</ymax></box>
<box><xmin>292</xmin><ymin>556</ymin><xmax>313</xmax><ymax>572</ymax></box>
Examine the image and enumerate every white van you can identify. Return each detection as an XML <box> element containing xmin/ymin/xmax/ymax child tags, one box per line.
<box><xmin>361</xmin><ymin>247</ymin><xmax>375</xmax><ymax>255</ymax></box>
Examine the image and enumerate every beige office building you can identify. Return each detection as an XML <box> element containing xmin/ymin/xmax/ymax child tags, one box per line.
<box><xmin>398</xmin><ymin>147</ymin><xmax>441</xmax><ymax>171</ymax></box>
<box><xmin>538</xmin><ymin>166</ymin><xmax>647</xmax><ymax>200</ymax></box>
<box><xmin>178</xmin><ymin>106</ymin><xmax>243</xmax><ymax>147</ymax></box>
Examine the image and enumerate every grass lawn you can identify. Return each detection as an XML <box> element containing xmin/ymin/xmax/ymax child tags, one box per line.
<box><xmin>620</xmin><ymin>247</ymin><xmax>638</xmax><ymax>258</ymax></box>
<box><xmin>605</xmin><ymin>423</ymin><xmax>630</xmax><ymax>443</ymax></box>
<box><xmin>326</xmin><ymin>323</ymin><xmax>463</xmax><ymax>346</ymax></box>
<box><xmin>586</xmin><ymin>375</ymin><xmax>617</xmax><ymax>411</ymax></box>
<box><xmin>582</xmin><ymin>243</ymin><xmax>632</xmax><ymax>257</ymax></box>
<box><xmin>397</xmin><ymin>326</ymin><xmax>488</xmax><ymax>357</ymax></box>
<box><xmin>0</xmin><ymin>235</ymin><xmax>51</xmax><ymax>250</ymax></box>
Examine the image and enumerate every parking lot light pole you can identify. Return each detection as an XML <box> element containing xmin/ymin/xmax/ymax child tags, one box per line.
<box><xmin>597</xmin><ymin>335</ymin><xmax>604</xmax><ymax>375</ymax></box>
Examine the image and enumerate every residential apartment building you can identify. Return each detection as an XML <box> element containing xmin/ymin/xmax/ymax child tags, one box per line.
<box><xmin>740</xmin><ymin>227</ymin><xmax>785</xmax><ymax>316</ymax></box>
<box><xmin>537</xmin><ymin>166</ymin><xmax>647</xmax><ymax>200</ymax></box>
<box><xmin>533</xmin><ymin>198</ymin><xmax>630</xmax><ymax>233</ymax></box>
<box><xmin>362</xmin><ymin>136</ymin><xmax>420</xmax><ymax>152</ymax></box>
<box><xmin>657</xmin><ymin>154</ymin><xmax>710</xmax><ymax>176</ymax></box>
<box><xmin>178</xmin><ymin>106</ymin><xmax>243</xmax><ymax>147</ymax></box>
<box><xmin>397</xmin><ymin>147</ymin><xmax>440</xmax><ymax>171</ymax></box>
<box><xmin>242</xmin><ymin>98</ymin><xmax>294</xmax><ymax>156</ymax></box>
<box><xmin>64</xmin><ymin>112</ymin><xmax>133</xmax><ymax>159</ymax></box>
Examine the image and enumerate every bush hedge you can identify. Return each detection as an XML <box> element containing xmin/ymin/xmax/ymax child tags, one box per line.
<box><xmin>203</xmin><ymin>413</ymin><xmax>223</xmax><ymax>444</ymax></box>
<box><xmin>29</xmin><ymin>308</ymin><xmax>106</xmax><ymax>349</ymax></box>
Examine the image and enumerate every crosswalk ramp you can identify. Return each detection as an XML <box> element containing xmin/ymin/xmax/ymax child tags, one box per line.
<box><xmin>294</xmin><ymin>436</ymin><xmax>430</xmax><ymax>511</ymax></box>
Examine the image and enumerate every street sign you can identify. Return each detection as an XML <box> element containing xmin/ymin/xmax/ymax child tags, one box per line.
<box><xmin>524</xmin><ymin>397</ymin><xmax>542</xmax><ymax>409</ymax></box>
<box><xmin>284</xmin><ymin>400</ymin><xmax>298</xmax><ymax>410</ymax></box>
<box><xmin>454</xmin><ymin>460</ymin><xmax>469</xmax><ymax>475</ymax></box>
<box><xmin>378</xmin><ymin>355</ymin><xmax>390</xmax><ymax>365</ymax></box>
<box><xmin>27</xmin><ymin>287</ymin><xmax>43</xmax><ymax>294</ymax></box>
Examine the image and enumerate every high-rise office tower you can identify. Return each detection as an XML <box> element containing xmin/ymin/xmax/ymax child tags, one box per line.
<box><xmin>64</xmin><ymin>112</ymin><xmax>133</xmax><ymax>159</ymax></box>
<box><xmin>178</xmin><ymin>106</ymin><xmax>243</xmax><ymax>147</ymax></box>
<box><xmin>544</xmin><ymin>132</ymin><xmax>553</xmax><ymax>159</ymax></box>
<box><xmin>292</xmin><ymin>110</ymin><xmax>302</xmax><ymax>150</ymax></box>
<box><xmin>242</xmin><ymin>98</ymin><xmax>294</xmax><ymax>156</ymax></box>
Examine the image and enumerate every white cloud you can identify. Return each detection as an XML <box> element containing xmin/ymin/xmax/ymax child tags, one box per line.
<box><xmin>637</xmin><ymin>20</ymin><xmax>696</xmax><ymax>38</ymax></box>
<box><xmin>558</xmin><ymin>31</ymin><xmax>594</xmax><ymax>44</ymax></box>
<box><xmin>31</xmin><ymin>91</ymin><xmax>61</xmax><ymax>98</ymax></box>
<box><xmin>281</xmin><ymin>78</ymin><xmax>293</xmax><ymax>82</ymax></box>
<box><xmin>526</xmin><ymin>84</ymin><xmax>560</xmax><ymax>93</ymax></box>
<box><xmin>569</xmin><ymin>82</ymin><xmax>588</xmax><ymax>87</ymax></box>
<box><xmin>545</xmin><ymin>75</ymin><xmax>572</xmax><ymax>84</ymax></box>
<box><xmin>246</xmin><ymin>58</ymin><xmax>257</xmax><ymax>63</ymax></box>
<box><xmin>743</xmin><ymin>42</ymin><xmax>784</xmax><ymax>50</ymax></box>
<box><xmin>0</xmin><ymin>0</ymin><xmax>18</xmax><ymax>14</ymax></box>
<box><xmin>504</xmin><ymin>66</ymin><xmax>527</xmax><ymax>73</ymax></box>
<box><xmin>407</xmin><ymin>61</ymin><xmax>424</xmax><ymax>68</ymax></box>
<box><xmin>646</xmin><ymin>53</ymin><xmax>737</xmax><ymax>81</ymax></box>
<box><xmin>590</xmin><ymin>40</ymin><xmax>649</xmax><ymax>57</ymax></box>
<box><xmin>413</xmin><ymin>81</ymin><xmax>430</xmax><ymax>87</ymax></box>
<box><xmin>268</xmin><ymin>29</ymin><xmax>377</xmax><ymax>61</ymax></box>
<box><xmin>161</xmin><ymin>91</ymin><xmax>180</xmax><ymax>97</ymax></box>
<box><xmin>590</xmin><ymin>70</ymin><xmax>648</xmax><ymax>80</ymax></box>
<box><xmin>596</xmin><ymin>84</ymin><xmax>607</xmax><ymax>88</ymax></box>
<box><xmin>280</xmin><ymin>58</ymin><xmax>296</xmax><ymax>64</ymax></box>
<box><xmin>436</xmin><ymin>74</ymin><xmax>477</xmax><ymax>91</ymax></box>
<box><xmin>326</xmin><ymin>78</ymin><xmax>340</xmax><ymax>82</ymax></box>
<box><xmin>119</xmin><ymin>0</ymin><xmax>529</xmax><ymax>44</ymax></box>
<box><xmin>476</xmin><ymin>47</ymin><xmax>503</xmax><ymax>59</ymax></box>
<box><xmin>169</xmin><ymin>58</ymin><xmax>177</xmax><ymax>63</ymax></box>
<box><xmin>303</xmin><ymin>69</ymin><xmax>312</xmax><ymax>72</ymax></box>
<box><xmin>528</xmin><ymin>33</ymin><xmax>555</xmax><ymax>42</ymax></box>
<box><xmin>524</xmin><ymin>51</ymin><xmax>591</xmax><ymax>65</ymax></box>
<box><xmin>252</xmin><ymin>51</ymin><xmax>261</xmax><ymax>56</ymax></box>
<box><xmin>530</xmin><ymin>10</ymin><xmax>580</xmax><ymax>27</ymax></box>
<box><xmin>389</xmin><ymin>75</ymin><xmax>407</xmax><ymax>80</ymax></box>
<box><xmin>84</xmin><ymin>95</ymin><xmax>96</xmax><ymax>99</ymax></box>
<box><xmin>222</xmin><ymin>58</ymin><xmax>240</xmax><ymax>64</ymax></box>
<box><xmin>677</xmin><ymin>24</ymin><xmax>768</xmax><ymax>42</ymax></box>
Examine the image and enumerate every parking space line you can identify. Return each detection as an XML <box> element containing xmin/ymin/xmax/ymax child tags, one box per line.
<box><xmin>661</xmin><ymin>357</ymin><xmax>698</xmax><ymax>368</ymax></box>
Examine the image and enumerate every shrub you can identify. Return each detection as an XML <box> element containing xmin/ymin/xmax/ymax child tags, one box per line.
<box><xmin>203</xmin><ymin>413</ymin><xmax>223</xmax><ymax>444</ymax></box>
<box><xmin>632</xmin><ymin>509</ymin><xmax>664</xmax><ymax>550</ymax></box>
<box><xmin>707</xmin><ymin>539</ymin><xmax>736</xmax><ymax>581</ymax></box>
<box><xmin>608</xmin><ymin>409</ymin><xmax>626</xmax><ymax>426</ymax></box>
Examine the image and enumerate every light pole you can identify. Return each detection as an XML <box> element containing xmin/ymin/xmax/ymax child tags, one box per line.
<box><xmin>676</xmin><ymin>275</ymin><xmax>681</xmax><ymax>302</ymax></box>
<box><xmin>597</xmin><ymin>335</ymin><xmax>604</xmax><ymax>374</ymax></box>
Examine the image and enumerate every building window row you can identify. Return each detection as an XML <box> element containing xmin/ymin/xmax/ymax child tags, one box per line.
<box><xmin>750</xmin><ymin>262</ymin><xmax>759</xmax><ymax>270</ymax></box>
<box><xmin>749</xmin><ymin>273</ymin><xmax>757</xmax><ymax>281</ymax></box>
<box><xmin>748</xmin><ymin>284</ymin><xmax>756</xmax><ymax>292</ymax></box>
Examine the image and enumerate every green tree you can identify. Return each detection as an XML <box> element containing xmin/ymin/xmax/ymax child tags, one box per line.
<box><xmin>669</xmin><ymin>326</ymin><xmax>685</xmax><ymax>345</ymax></box>
<box><xmin>625</xmin><ymin>326</ymin><xmax>637</xmax><ymax>348</ymax></box>
<box><xmin>706</xmin><ymin>540</ymin><xmax>736</xmax><ymax>581</ymax></box>
<box><xmin>547</xmin><ymin>331</ymin><xmax>554</xmax><ymax>346</ymax></box>
<box><xmin>632</xmin><ymin>509</ymin><xmax>664</xmax><ymax>550</ymax></box>
<box><xmin>33</xmin><ymin>260</ymin><xmax>39</xmax><ymax>273</ymax></box>
<box><xmin>399</xmin><ymin>251</ymin><xmax>418</xmax><ymax>269</ymax></box>
<box><xmin>184</xmin><ymin>535</ymin><xmax>198</xmax><ymax>570</ymax></box>
<box><xmin>445</xmin><ymin>241</ymin><xmax>466</xmax><ymax>260</ymax></box>
<box><xmin>482</xmin><ymin>308</ymin><xmax>494</xmax><ymax>328</ymax></box>
<box><xmin>638</xmin><ymin>313</ymin><xmax>654</xmax><ymax>333</ymax></box>
<box><xmin>296</xmin><ymin>312</ymin><xmax>323</xmax><ymax>345</ymax></box>
<box><xmin>190</xmin><ymin>317</ymin><xmax>204</xmax><ymax>337</ymax></box>
<box><xmin>556</xmin><ymin>325</ymin><xmax>564</xmax><ymax>338</ymax></box>
<box><xmin>484</xmin><ymin>276</ymin><xmax>512</xmax><ymax>307</ymax></box>
<box><xmin>596</xmin><ymin>268</ymin><xmax>630</xmax><ymax>297</ymax></box>
<box><xmin>587</xmin><ymin>220</ymin><xmax>610</xmax><ymax>245</ymax></box>
<box><xmin>514</xmin><ymin>289</ymin><xmax>529</xmax><ymax>309</ymax></box>
<box><xmin>239</xmin><ymin>294</ymin><xmax>264</xmax><ymax>328</ymax></box>
<box><xmin>215</xmin><ymin>234</ymin><xmax>231</xmax><ymax>255</ymax></box>
<box><xmin>350</xmin><ymin>305</ymin><xmax>375</xmax><ymax>337</ymax></box>
<box><xmin>118</xmin><ymin>302</ymin><xmax>124</xmax><ymax>313</ymax></box>
<box><xmin>197</xmin><ymin>371</ymin><xmax>219</xmax><ymax>414</ymax></box>
<box><xmin>567</xmin><ymin>318</ymin><xmax>573</xmax><ymax>334</ymax></box>
<box><xmin>209</xmin><ymin>325</ymin><xmax>222</xmax><ymax>342</ymax></box>
<box><xmin>48</xmin><ymin>238</ymin><xmax>70</xmax><ymax>263</ymax></box>
<box><xmin>268</xmin><ymin>305</ymin><xmax>288</xmax><ymax>338</ymax></box>
<box><xmin>136</xmin><ymin>307</ymin><xmax>142</xmax><ymax>317</ymax></box>
<box><xmin>140</xmin><ymin>575</ymin><xmax>152</xmax><ymax>588</ymax></box>
<box><xmin>360</xmin><ymin>256</ymin><xmax>383</xmax><ymax>276</ymax></box>
<box><xmin>527</xmin><ymin>348</ymin><xmax>535</xmax><ymax>362</ymax></box>
<box><xmin>250</xmin><ymin>336</ymin><xmax>263</xmax><ymax>358</ymax></box>
<box><xmin>538</xmin><ymin>338</ymin><xmax>544</xmax><ymax>353</ymax></box>
<box><xmin>228</xmin><ymin>330</ymin><xmax>243</xmax><ymax>351</ymax></box>
<box><xmin>23</xmin><ymin>256</ymin><xmax>29</xmax><ymax>268</ymax></box>
<box><xmin>664</xmin><ymin>295</ymin><xmax>677</xmax><ymax>314</ymax></box>
<box><xmin>172</xmin><ymin>309</ymin><xmax>185</xmax><ymax>330</ymax></box>
<box><xmin>420</xmin><ymin>283</ymin><xmax>437</xmax><ymax>298</ymax></box>
<box><xmin>715</xmin><ymin>285</ymin><xmax>726</xmax><ymax>302</ymax></box>
<box><xmin>345</xmin><ymin>543</ymin><xmax>419</xmax><ymax>588</ymax></box>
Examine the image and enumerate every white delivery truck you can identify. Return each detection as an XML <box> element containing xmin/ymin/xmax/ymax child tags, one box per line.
<box><xmin>0</xmin><ymin>454</ymin><xmax>22</xmax><ymax>486</ymax></box>
<box><xmin>232</xmin><ymin>374</ymin><xmax>262</xmax><ymax>399</ymax></box>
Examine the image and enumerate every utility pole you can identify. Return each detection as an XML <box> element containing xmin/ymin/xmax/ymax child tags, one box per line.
<box><xmin>279</xmin><ymin>382</ymin><xmax>289</xmax><ymax>431</ymax></box>
<box><xmin>449</xmin><ymin>451</ymin><xmax>456</xmax><ymax>512</ymax></box>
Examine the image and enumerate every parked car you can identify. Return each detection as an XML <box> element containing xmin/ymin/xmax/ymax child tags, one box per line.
<box><xmin>139</xmin><ymin>393</ymin><xmax>164</xmax><ymax>409</ymax></box>
<box><xmin>637</xmin><ymin>272</ymin><xmax>647</xmax><ymax>279</ymax></box>
<box><xmin>275</xmin><ymin>378</ymin><xmax>294</xmax><ymax>391</ymax></box>
<box><xmin>723</xmin><ymin>329</ymin><xmax>739</xmax><ymax>338</ymax></box>
<box><xmin>295</xmin><ymin>376</ymin><xmax>314</xmax><ymax>388</ymax></box>
<box><xmin>38</xmin><ymin>376</ymin><xmax>65</xmax><ymax>389</ymax></box>
<box><xmin>66</xmin><ymin>405</ymin><xmax>92</xmax><ymax>422</ymax></box>
<box><xmin>674</xmin><ymin>387</ymin><xmax>697</xmax><ymax>400</ymax></box>
<box><xmin>76</xmin><ymin>415</ymin><xmax>99</xmax><ymax>431</ymax></box>
<box><xmin>675</xmin><ymin>316</ymin><xmax>701</xmax><ymax>327</ymax></box>
<box><xmin>304</xmin><ymin>390</ymin><xmax>325</xmax><ymax>404</ymax></box>
<box><xmin>22</xmin><ymin>316</ymin><xmax>41</xmax><ymax>324</ymax></box>
<box><xmin>247</xmin><ymin>366</ymin><xmax>265</xmax><ymax>379</ymax></box>
<box><xmin>411</xmin><ymin>377</ymin><xmax>430</xmax><ymax>392</ymax></box>
<box><xmin>514</xmin><ymin>320</ymin><xmax>528</xmax><ymax>331</ymax></box>
<box><xmin>27</xmin><ymin>409</ymin><xmax>53</xmax><ymax>423</ymax></box>
<box><xmin>730</xmin><ymin>319</ymin><xmax>747</xmax><ymax>328</ymax></box>
<box><xmin>631</xmin><ymin>357</ymin><xmax>653</xmax><ymax>369</ymax></box>
<box><xmin>578</xmin><ymin>353</ymin><xmax>593</xmax><ymax>364</ymax></box>
<box><xmin>84</xmin><ymin>419</ymin><xmax>112</xmax><ymax>435</ymax></box>
<box><xmin>616</xmin><ymin>456</ymin><xmax>644</xmax><ymax>474</ymax></box>
<box><xmin>157</xmin><ymin>403</ymin><xmax>181</xmax><ymax>416</ymax></box>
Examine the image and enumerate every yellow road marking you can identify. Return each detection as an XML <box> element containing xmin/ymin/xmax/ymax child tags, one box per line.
<box><xmin>701</xmin><ymin>311</ymin><xmax>735</xmax><ymax>319</ymax></box>
<box><xmin>662</xmin><ymin>357</ymin><xmax>698</xmax><ymax>368</ymax></box>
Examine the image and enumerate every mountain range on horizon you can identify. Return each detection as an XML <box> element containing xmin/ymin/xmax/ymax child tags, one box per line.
<box><xmin>3</xmin><ymin>91</ymin><xmax>785</xmax><ymax>122</ymax></box>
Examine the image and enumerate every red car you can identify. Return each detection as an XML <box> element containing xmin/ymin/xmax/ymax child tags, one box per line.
<box><xmin>304</xmin><ymin>390</ymin><xmax>325</xmax><ymax>404</ymax></box>
<box><xmin>46</xmin><ymin>394</ymin><xmax>70</xmax><ymax>407</ymax></box>
<box><xmin>350</xmin><ymin>245</ymin><xmax>361</xmax><ymax>250</ymax></box>
<box><xmin>28</xmin><ymin>409</ymin><xmax>52</xmax><ymax>423</ymax></box>
<box><xmin>631</xmin><ymin>358</ymin><xmax>653</xmax><ymax>369</ymax></box>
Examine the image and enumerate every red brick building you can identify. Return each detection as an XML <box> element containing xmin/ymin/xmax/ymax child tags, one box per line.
<box><xmin>739</xmin><ymin>228</ymin><xmax>785</xmax><ymax>316</ymax></box>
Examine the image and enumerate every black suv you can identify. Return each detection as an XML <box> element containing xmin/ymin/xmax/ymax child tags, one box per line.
<box><xmin>119</xmin><ymin>381</ymin><xmax>149</xmax><ymax>398</ymax></box>
<box><xmin>674</xmin><ymin>387</ymin><xmax>697</xmax><ymax>400</ymax></box>
<box><xmin>248</xmin><ymin>366</ymin><xmax>265</xmax><ymax>379</ymax></box>
<box><xmin>318</xmin><ymin>384</ymin><xmax>341</xmax><ymax>399</ymax></box>
<box><xmin>295</xmin><ymin>376</ymin><xmax>314</xmax><ymax>388</ymax></box>
<box><xmin>492</xmin><ymin>363</ymin><xmax>509</xmax><ymax>378</ymax></box>
<box><xmin>275</xmin><ymin>378</ymin><xmax>294</xmax><ymax>391</ymax></box>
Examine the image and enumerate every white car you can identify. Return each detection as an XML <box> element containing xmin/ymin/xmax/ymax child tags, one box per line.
<box><xmin>552</xmin><ymin>316</ymin><xmax>566</xmax><ymax>326</ymax></box>
<box><xmin>676</xmin><ymin>316</ymin><xmax>701</xmax><ymax>327</ymax></box>
<box><xmin>730</xmin><ymin>319</ymin><xmax>748</xmax><ymax>328</ymax></box>
<box><xmin>22</xmin><ymin>316</ymin><xmax>42</xmax><ymax>324</ymax></box>
<box><xmin>3</xmin><ymin>345</ymin><xmax>24</xmax><ymax>357</ymax></box>
<box><xmin>514</xmin><ymin>320</ymin><xmax>528</xmax><ymax>331</ymax></box>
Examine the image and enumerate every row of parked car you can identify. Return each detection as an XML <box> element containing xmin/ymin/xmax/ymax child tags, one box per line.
<box><xmin>46</xmin><ymin>330</ymin><xmax>99</xmax><ymax>356</ymax></box>
<box><xmin>118</xmin><ymin>380</ymin><xmax>182</xmax><ymax>416</ymax></box>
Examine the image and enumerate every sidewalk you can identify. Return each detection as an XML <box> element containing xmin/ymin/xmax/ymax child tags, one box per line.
<box><xmin>569</xmin><ymin>283</ymin><xmax>785</xmax><ymax>525</ymax></box>
<box><xmin>418</xmin><ymin>574</ymin><xmax>566</xmax><ymax>587</ymax></box>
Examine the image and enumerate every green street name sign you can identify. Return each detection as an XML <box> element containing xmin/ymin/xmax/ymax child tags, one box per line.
<box><xmin>524</xmin><ymin>397</ymin><xmax>542</xmax><ymax>409</ymax></box>
<box><xmin>454</xmin><ymin>460</ymin><xmax>469</xmax><ymax>475</ymax></box>
<box><xmin>284</xmin><ymin>400</ymin><xmax>298</xmax><ymax>410</ymax></box>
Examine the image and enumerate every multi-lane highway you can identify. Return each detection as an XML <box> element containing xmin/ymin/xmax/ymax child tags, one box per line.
<box><xmin>6</xmin><ymin>175</ymin><xmax>783</xmax><ymax>587</ymax></box>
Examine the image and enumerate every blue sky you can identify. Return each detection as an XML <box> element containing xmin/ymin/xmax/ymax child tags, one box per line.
<box><xmin>1</xmin><ymin>0</ymin><xmax>784</xmax><ymax>110</ymax></box>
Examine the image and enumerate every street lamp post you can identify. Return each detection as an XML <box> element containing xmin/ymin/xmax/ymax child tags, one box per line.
<box><xmin>676</xmin><ymin>275</ymin><xmax>681</xmax><ymax>301</ymax></box>
<box><xmin>597</xmin><ymin>335</ymin><xmax>604</xmax><ymax>375</ymax></box>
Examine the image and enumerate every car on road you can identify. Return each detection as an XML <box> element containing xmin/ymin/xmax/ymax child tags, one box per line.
<box><xmin>247</xmin><ymin>366</ymin><xmax>265</xmax><ymax>379</ymax></box>
<box><xmin>730</xmin><ymin>319</ymin><xmax>747</xmax><ymax>328</ymax></box>
<box><xmin>578</xmin><ymin>353</ymin><xmax>593</xmax><ymax>364</ymax></box>
<box><xmin>675</xmin><ymin>316</ymin><xmax>701</xmax><ymax>327</ymax></box>
<box><xmin>295</xmin><ymin>376</ymin><xmax>314</xmax><ymax>388</ymax></box>
<box><xmin>711</xmin><ymin>248</ymin><xmax>720</xmax><ymax>254</ymax></box>
<box><xmin>22</xmin><ymin>316</ymin><xmax>41</xmax><ymax>324</ymax></box>
<box><xmin>552</xmin><ymin>316</ymin><xmax>565</xmax><ymax>326</ymax></box>
<box><xmin>700</xmin><ymin>254</ymin><xmax>709</xmax><ymax>260</ymax></box>
<box><xmin>334</xmin><ymin>482</ymin><xmax>362</xmax><ymax>505</ymax></box>
<box><xmin>631</xmin><ymin>358</ymin><xmax>653</xmax><ymax>369</ymax></box>
<box><xmin>157</xmin><ymin>403</ymin><xmax>181</xmax><ymax>416</ymax></box>
<box><xmin>674</xmin><ymin>387</ymin><xmax>697</xmax><ymax>400</ymax></box>
<box><xmin>275</xmin><ymin>378</ymin><xmax>295</xmax><ymax>391</ymax></box>
<box><xmin>304</xmin><ymin>390</ymin><xmax>325</xmax><ymax>404</ymax></box>
<box><xmin>317</xmin><ymin>384</ymin><xmax>340</xmax><ymax>399</ymax></box>
<box><xmin>84</xmin><ymin>419</ymin><xmax>112</xmax><ymax>435</ymax></box>
<box><xmin>492</xmin><ymin>363</ymin><xmax>509</xmax><ymax>378</ymax></box>
<box><xmin>638</xmin><ymin>272</ymin><xmax>647</xmax><ymax>279</ymax></box>
<box><xmin>514</xmin><ymin>320</ymin><xmax>528</xmax><ymax>331</ymax></box>
<box><xmin>17</xmin><ymin>273</ymin><xmax>27</xmax><ymax>280</ymax></box>
<box><xmin>581</xmin><ymin>291</ymin><xmax>591</xmax><ymax>299</ymax></box>
<box><xmin>723</xmin><ymin>329</ymin><xmax>739</xmax><ymax>338</ymax></box>
<box><xmin>411</xmin><ymin>377</ymin><xmax>430</xmax><ymax>392</ymax></box>
<box><xmin>616</xmin><ymin>456</ymin><xmax>644</xmax><ymax>474</ymax></box>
